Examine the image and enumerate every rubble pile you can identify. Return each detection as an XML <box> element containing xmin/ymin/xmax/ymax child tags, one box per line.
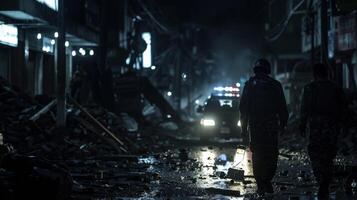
<box><xmin>0</xmin><ymin>77</ymin><xmax>163</xmax><ymax>199</ymax></box>
<box><xmin>1</xmin><ymin>74</ymin><xmax>357</xmax><ymax>199</ymax></box>
<box><xmin>0</xmin><ymin>77</ymin><xmax>129</xmax><ymax>157</ymax></box>
<box><xmin>0</xmin><ymin>77</ymin><xmax>46</xmax><ymax>152</ymax></box>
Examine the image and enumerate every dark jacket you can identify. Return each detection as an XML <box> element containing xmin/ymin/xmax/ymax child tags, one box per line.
<box><xmin>239</xmin><ymin>74</ymin><xmax>288</xmax><ymax>132</ymax></box>
<box><xmin>300</xmin><ymin>80</ymin><xmax>347</xmax><ymax>130</ymax></box>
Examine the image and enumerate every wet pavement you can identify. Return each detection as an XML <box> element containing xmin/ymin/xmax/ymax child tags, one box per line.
<box><xmin>126</xmin><ymin>132</ymin><xmax>357</xmax><ymax>200</ymax></box>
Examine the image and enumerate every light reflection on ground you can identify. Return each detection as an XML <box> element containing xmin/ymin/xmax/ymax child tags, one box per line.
<box><xmin>139</xmin><ymin>140</ymin><xmax>353</xmax><ymax>199</ymax></box>
<box><xmin>194</xmin><ymin>146</ymin><xmax>256</xmax><ymax>195</ymax></box>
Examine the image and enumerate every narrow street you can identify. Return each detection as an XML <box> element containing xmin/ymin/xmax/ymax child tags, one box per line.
<box><xmin>0</xmin><ymin>73</ymin><xmax>356</xmax><ymax>199</ymax></box>
<box><xmin>0</xmin><ymin>77</ymin><xmax>356</xmax><ymax>199</ymax></box>
<box><xmin>128</xmin><ymin>131</ymin><xmax>356</xmax><ymax>199</ymax></box>
<box><xmin>1</xmin><ymin>0</ymin><xmax>357</xmax><ymax>199</ymax></box>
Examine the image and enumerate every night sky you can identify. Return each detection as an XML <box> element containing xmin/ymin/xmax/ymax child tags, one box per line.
<box><xmin>152</xmin><ymin>0</ymin><xmax>267</xmax><ymax>80</ymax></box>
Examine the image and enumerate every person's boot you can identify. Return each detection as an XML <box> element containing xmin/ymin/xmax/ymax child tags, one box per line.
<box><xmin>256</xmin><ymin>185</ymin><xmax>265</xmax><ymax>196</ymax></box>
<box><xmin>256</xmin><ymin>181</ymin><xmax>265</xmax><ymax>196</ymax></box>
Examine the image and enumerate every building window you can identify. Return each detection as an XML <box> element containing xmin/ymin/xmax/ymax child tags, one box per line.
<box><xmin>35</xmin><ymin>0</ymin><xmax>58</xmax><ymax>11</ymax></box>
<box><xmin>0</xmin><ymin>21</ymin><xmax>18</xmax><ymax>47</ymax></box>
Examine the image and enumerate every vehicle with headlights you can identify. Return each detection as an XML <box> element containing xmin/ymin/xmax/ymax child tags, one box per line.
<box><xmin>198</xmin><ymin>86</ymin><xmax>242</xmax><ymax>140</ymax></box>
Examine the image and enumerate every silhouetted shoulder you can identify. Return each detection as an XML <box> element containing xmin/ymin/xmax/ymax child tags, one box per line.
<box><xmin>243</xmin><ymin>77</ymin><xmax>255</xmax><ymax>88</ymax></box>
<box><xmin>267</xmin><ymin>77</ymin><xmax>283</xmax><ymax>88</ymax></box>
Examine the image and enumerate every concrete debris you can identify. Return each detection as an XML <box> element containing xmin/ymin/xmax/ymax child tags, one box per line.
<box><xmin>0</xmin><ymin>78</ymin><xmax>162</xmax><ymax>199</ymax></box>
<box><xmin>1</xmin><ymin>77</ymin><xmax>357</xmax><ymax>199</ymax></box>
<box><xmin>227</xmin><ymin>168</ymin><xmax>244</xmax><ymax>181</ymax></box>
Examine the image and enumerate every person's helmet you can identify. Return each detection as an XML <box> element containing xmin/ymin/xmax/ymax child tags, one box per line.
<box><xmin>253</xmin><ymin>58</ymin><xmax>271</xmax><ymax>74</ymax></box>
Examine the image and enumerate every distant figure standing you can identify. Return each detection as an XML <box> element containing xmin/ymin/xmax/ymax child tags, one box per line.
<box><xmin>70</xmin><ymin>66</ymin><xmax>90</xmax><ymax>105</ymax></box>
<box><xmin>117</xmin><ymin>70</ymin><xmax>148</xmax><ymax>126</ymax></box>
<box><xmin>70</xmin><ymin>69</ymin><xmax>82</xmax><ymax>99</ymax></box>
<box><xmin>239</xmin><ymin>58</ymin><xmax>288</xmax><ymax>195</ymax></box>
<box><xmin>300</xmin><ymin>63</ymin><xmax>347</xmax><ymax>200</ymax></box>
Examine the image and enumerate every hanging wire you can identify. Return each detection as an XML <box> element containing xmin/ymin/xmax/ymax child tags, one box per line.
<box><xmin>136</xmin><ymin>0</ymin><xmax>170</xmax><ymax>33</ymax></box>
<box><xmin>266</xmin><ymin>0</ymin><xmax>306</xmax><ymax>42</ymax></box>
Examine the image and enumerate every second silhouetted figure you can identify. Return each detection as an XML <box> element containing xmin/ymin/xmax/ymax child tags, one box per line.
<box><xmin>300</xmin><ymin>63</ymin><xmax>347</xmax><ymax>200</ymax></box>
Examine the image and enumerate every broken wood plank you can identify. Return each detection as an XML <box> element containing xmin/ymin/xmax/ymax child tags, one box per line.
<box><xmin>30</xmin><ymin>99</ymin><xmax>57</xmax><ymax>121</ymax></box>
<box><xmin>69</xmin><ymin>97</ymin><xmax>126</xmax><ymax>148</ymax></box>
<box><xmin>75</xmin><ymin>116</ymin><xmax>127</xmax><ymax>153</ymax></box>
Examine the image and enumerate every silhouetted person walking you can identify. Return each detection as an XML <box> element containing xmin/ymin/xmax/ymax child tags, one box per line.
<box><xmin>240</xmin><ymin>59</ymin><xmax>288</xmax><ymax>195</ymax></box>
<box><xmin>300</xmin><ymin>63</ymin><xmax>347</xmax><ymax>200</ymax></box>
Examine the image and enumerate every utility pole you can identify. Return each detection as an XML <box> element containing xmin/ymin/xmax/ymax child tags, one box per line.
<box><xmin>320</xmin><ymin>0</ymin><xmax>329</xmax><ymax>65</ymax></box>
<box><xmin>187</xmin><ymin>63</ymin><xmax>192</xmax><ymax>115</ymax></box>
<box><xmin>175</xmin><ymin>51</ymin><xmax>182</xmax><ymax>111</ymax></box>
<box><xmin>56</xmin><ymin>0</ymin><xmax>67</xmax><ymax>127</ymax></box>
<box><xmin>309</xmin><ymin>2</ymin><xmax>315</xmax><ymax>63</ymax></box>
<box><xmin>99</xmin><ymin>0</ymin><xmax>108</xmax><ymax>72</ymax></box>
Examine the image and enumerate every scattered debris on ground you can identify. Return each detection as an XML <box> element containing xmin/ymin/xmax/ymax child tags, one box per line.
<box><xmin>1</xmin><ymin>77</ymin><xmax>357</xmax><ymax>199</ymax></box>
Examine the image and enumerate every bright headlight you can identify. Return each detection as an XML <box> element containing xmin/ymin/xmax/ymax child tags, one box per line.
<box><xmin>237</xmin><ymin>120</ymin><xmax>241</xmax><ymax>127</ymax></box>
<box><xmin>201</xmin><ymin>118</ymin><xmax>215</xmax><ymax>126</ymax></box>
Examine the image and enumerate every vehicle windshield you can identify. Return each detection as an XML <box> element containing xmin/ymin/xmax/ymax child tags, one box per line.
<box><xmin>205</xmin><ymin>97</ymin><xmax>239</xmax><ymax>112</ymax></box>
